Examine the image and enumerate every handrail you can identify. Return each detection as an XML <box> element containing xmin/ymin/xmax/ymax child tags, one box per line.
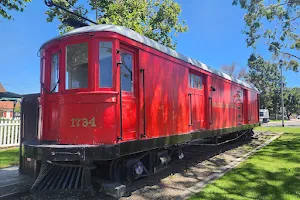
<box><xmin>188</xmin><ymin>93</ymin><xmax>192</xmax><ymax>126</ymax></box>
<box><xmin>209</xmin><ymin>97</ymin><xmax>213</xmax><ymax>125</ymax></box>
<box><xmin>140</xmin><ymin>69</ymin><xmax>146</xmax><ymax>138</ymax></box>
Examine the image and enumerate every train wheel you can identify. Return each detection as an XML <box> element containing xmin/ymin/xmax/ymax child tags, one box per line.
<box><xmin>109</xmin><ymin>158</ymin><xmax>123</xmax><ymax>182</ymax></box>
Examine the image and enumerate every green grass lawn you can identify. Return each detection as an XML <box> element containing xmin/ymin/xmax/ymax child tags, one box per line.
<box><xmin>0</xmin><ymin>147</ymin><xmax>19</xmax><ymax>168</ymax></box>
<box><xmin>189</xmin><ymin>127</ymin><xmax>300</xmax><ymax>200</ymax></box>
<box><xmin>269</xmin><ymin>119</ymin><xmax>282</xmax><ymax>122</ymax></box>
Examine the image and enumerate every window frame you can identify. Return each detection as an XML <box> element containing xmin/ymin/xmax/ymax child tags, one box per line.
<box><xmin>61</xmin><ymin>36</ymin><xmax>92</xmax><ymax>93</ymax></box>
<box><xmin>45</xmin><ymin>45</ymin><xmax>61</xmax><ymax>93</ymax></box>
<box><xmin>119</xmin><ymin>46</ymin><xmax>136</xmax><ymax>96</ymax></box>
<box><xmin>94</xmin><ymin>38</ymin><xmax>117</xmax><ymax>91</ymax></box>
<box><xmin>259</xmin><ymin>112</ymin><xmax>264</xmax><ymax>117</ymax></box>
<box><xmin>189</xmin><ymin>73</ymin><xmax>203</xmax><ymax>90</ymax></box>
<box><xmin>50</xmin><ymin>52</ymin><xmax>60</xmax><ymax>93</ymax></box>
<box><xmin>40</xmin><ymin>49</ymin><xmax>46</xmax><ymax>94</ymax></box>
<box><xmin>99</xmin><ymin>41</ymin><xmax>113</xmax><ymax>88</ymax></box>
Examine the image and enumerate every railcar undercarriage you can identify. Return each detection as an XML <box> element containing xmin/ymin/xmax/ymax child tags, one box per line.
<box><xmin>29</xmin><ymin>129</ymin><xmax>254</xmax><ymax>198</ymax></box>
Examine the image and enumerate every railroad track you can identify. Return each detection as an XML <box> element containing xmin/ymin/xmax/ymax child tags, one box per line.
<box><xmin>5</xmin><ymin>131</ymin><xmax>277</xmax><ymax>200</ymax></box>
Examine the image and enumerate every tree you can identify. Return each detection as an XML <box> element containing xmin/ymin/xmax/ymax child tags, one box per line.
<box><xmin>0</xmin><ymin>0</ymin><xmax>31</xmax><ymax>20</ymax></box>
<box><xmin>247</xmin><ymin>54</ymin><xmax>283</xmax><ymax>116</ymax></box>
<box><xmin>220</xmin><ymin>62</ymin><xmax>248</xmax><ymax>80</ymax></box>
<box><xmin>284</xmin><ymin>87</ymin><xmax>300</xmax><ymax>119</ymax></box>
<box><xmin>46</xmin><ymin>0</ymin><xmax>188</xmax><ymax>49</ymax></box>
<box><xmin>14</xmin><ymin>105</ymin><xmax>21</xmax><ymax>113</ymax></box>
<box><xmin>233</xmin><ymin>0</ymin><xmax>300</xmax><ymax>71</ymax></box>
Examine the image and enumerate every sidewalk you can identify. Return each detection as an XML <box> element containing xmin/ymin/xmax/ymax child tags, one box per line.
<box><xmin>0</xmin><ymin>166</ymin><xmax>33</xmax><ymax>198</ymax></box>
<box><xmin>262</xmin><ymin>119</ymin><xmax>300</xmax><ymax>127</ymax></box>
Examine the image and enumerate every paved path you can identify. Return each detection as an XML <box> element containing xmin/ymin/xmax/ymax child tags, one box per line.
<box><xmin>0</xmin><ymin>166</ymin><xmax>33</xmax><ymax>198</ymax></box>
<box><xmin>261</xmin><ymin>119</ymin><xmax>300</xmax><ymax>127</ymax></box>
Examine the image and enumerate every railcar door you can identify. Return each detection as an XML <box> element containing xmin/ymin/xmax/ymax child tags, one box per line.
<box><xmin>119</xmin><ymin>46</ymin><xmax>138</xmax><ymax>141</ymax></box>
<box><xmin>188</xmin><ymin>72</ymin><xmax>205</xmax><ymax>130</ymax></box>
<box><xmin>236</xmin><ymin>89</ymin><xmax>244</xmax><ymax>125</ymax></box>
<box><xmin>43</xmin><ymin>47</ymin><xmax>61</xmax><ymax>141</ymax></box>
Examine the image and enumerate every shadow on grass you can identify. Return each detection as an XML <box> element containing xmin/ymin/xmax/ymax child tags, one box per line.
<box><xmin>189</xmin><ymin>132</ymin><xmax>300</xmax><ymax>200</ymax></box>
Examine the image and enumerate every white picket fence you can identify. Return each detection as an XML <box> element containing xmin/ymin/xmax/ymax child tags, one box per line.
<box><xmin>0</xmin><ymin>119</ymin><xmax>21</xmax><ymax>147</ymax></box>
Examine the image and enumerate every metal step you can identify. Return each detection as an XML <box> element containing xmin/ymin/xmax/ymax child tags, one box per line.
<box><xmin>31</xmin><ymin>161</ymin><xmax>94</xmax><ymax>192</ymax></box>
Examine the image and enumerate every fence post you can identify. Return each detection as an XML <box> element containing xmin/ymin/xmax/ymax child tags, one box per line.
<box><xmin>15</xmin><ymin>120</ymin><xmax>20</xmax><ymax>145</ymax></box>
<box><xmin>0</xmin><ymin>120</ymin><xmax>3</xmax><ymax>145</ymax></box>
<box><xmin>3</xmin><ymin>120</ymin><xmax>7</xmax><ymax>145</ymax></box>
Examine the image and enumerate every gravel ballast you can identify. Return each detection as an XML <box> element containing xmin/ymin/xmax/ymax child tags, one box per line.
<box><xmin>14</xmin><ymin>131</ymin><xmax>280</xmax><ymax>200</ymax></box>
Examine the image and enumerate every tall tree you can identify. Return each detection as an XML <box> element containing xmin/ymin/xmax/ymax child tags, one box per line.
<box><xmin>220</xmin><ymin>62</ymin><xmax>248</xmax><ymax>80</ymax></box>
<box><xmin>0</xmin><ymin>0</ymin><xmax>31</xmax><ymax>20</ymax></box>
<box><xmin>233</xmin><ymin>0</ymin><xmax>300</xmax><ymax>71</ymax></box>
<box><xmin>247</xmin><ymin>54</ymin><xmax>283</xmax><ymax>115</ymax></box>
<box><xmin>46</xmin><ymin>0</ymin><xmax>188</xmax><ymax>49</ymax></box>
<box><xmin>284</xmin><ymin>87</ymin><xmax>300</xmax><ymax>119</ymax></box>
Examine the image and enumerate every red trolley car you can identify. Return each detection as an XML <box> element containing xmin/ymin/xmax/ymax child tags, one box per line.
<box><xmin>23</xmin><ymin>24</ymin><xmax>259</xmax><ymax>194</ymax></box>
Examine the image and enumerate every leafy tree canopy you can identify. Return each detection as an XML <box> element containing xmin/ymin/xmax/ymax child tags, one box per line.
<box><xmin>14</xmin><ymin>106</ymin><xmax>21</xmax><ymax>113</ymax></box>
<box><xmin>233</xmin><ymin>0</ymin><xmax>300</xmax><ymax>71</ymax></box>
<box><xmin>0</xmin><ymin>0</ymin><xmax>31</xmax><ymax>20</ymax></box>
<box><xmin>284</xmin><ymin>87</ymin><xmax>300</xmax><ymax>119</ymax></box>
<box><xmin>46</xmin><ymin>0</ymin><xmax>188</xmax><ymax>49</ymax></box>
<box><xmin>247</xmin><ymin>53</ymin><xmax>283</xmax><ymax>115</ymax></box>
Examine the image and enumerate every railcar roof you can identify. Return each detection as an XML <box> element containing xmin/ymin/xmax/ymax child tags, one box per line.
<box><xmin>41</xmin><ymin>24</ymin><xmax>258</xmax><ymax>92</ymax></box>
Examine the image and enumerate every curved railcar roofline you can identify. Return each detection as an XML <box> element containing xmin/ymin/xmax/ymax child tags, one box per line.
<box><xmin>41</xmin><ymin>24</ymin><xmax>258</xmax><ymax>92</ymax></box>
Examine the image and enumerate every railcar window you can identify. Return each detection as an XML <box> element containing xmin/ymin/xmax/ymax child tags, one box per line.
<box><xmin>66</xmin><ymin>43</ymin><xmax>88</xmax><ymax>89</ymax></box>
<box><xmin>99</xmin><ymin>42</ymin><xmax>113</xmax><ymax>87</ymax></box>
<box><xmin>120</xmin><ymin>52</ymin><xmax>133</xmax><ymax>92</ymax></box>
<box><xmin>189</xmin><ymin>73</ymin><xmax>202</xmax><ymax>89</ymax></box>
<box><xmin>40</xmin><ymin>52</ymin><xmax>45</xmax><ymax>86</ymax></box>
<box><xmin>50</xmin><ymin>53</ymin><xmax>59</xmax><ymax>92</ymax></box>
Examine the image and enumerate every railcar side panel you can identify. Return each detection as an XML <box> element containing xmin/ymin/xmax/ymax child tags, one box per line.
<box><xmin>37</xmin><ymin>31</ymin><xmax>260</xmax><ymax>146</ymax></box>
<box><xmin>248</xmin><ymin>90</ymin><xmax>259</xmax><ymax>124</ymax></box>
<box><xmin>58</xmin><ymin>93</ymin><xmax>118</xmax><ymax>144</ymax></box>
<box><xmin>140</xmin><ymin>50</ymin><xmax>189</xmax><ymax>138</ymax></box>
<box><xmin>209</xmin><ymin>76</ymin><xmax>246</xmax><ymax>130</ymax></box>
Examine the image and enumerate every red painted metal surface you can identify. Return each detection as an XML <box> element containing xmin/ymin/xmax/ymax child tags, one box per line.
<box><xmin>39</xmin><ymin>31</ymin><xmax>259</xmax><ymax>145</ymax></box>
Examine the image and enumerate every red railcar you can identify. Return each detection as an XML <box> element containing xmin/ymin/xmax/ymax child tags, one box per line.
<box><xmin>23</xmin><ymin>25</ymin><xmax>259</xmax><ymax>192</ymax></box>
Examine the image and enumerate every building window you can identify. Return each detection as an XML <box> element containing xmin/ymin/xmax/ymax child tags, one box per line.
<box><xmin>66</xmin><ymin>43</ymin><xmax>88</xmax><ymax>89</ymax></box>
<box><xmin>259</xmin><ymin>112</ymin><xmax>264</xmax><ymax>117</ymax></box>
<box><xmin>99</xmin><ymin>42</ymin><xmax>113</xmax><ymax>87</ymax></box>
<box><xmin>189</xmin><ymin>73</ymin><xmax>202</xmax><ymax>89</ymax></box>
<box><xmin>120</xmin><ymin>52</ymin><xmax>133</xmax><ymax>92</ymax></box>
<box><xmin>50</xmin><ymin>52</ymin><xmax>59</xmax><ymax>92</ymax></box>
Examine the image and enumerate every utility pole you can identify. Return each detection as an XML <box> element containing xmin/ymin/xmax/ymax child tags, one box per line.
<box><xmin>94</xmin><ymin>0</ymin><xmax>98</xmax><ymax>22</ymax></box>
<box><xmin>280</xmin><ymin>60</ymin><xmax>284</xmax><ymax>127</ymax></box>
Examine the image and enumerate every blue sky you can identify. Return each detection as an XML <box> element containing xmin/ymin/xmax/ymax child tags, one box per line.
<box><xmin>0</xmin><ymin>0</ymin><xmax>299</xmax><ymax>94</ymax></box>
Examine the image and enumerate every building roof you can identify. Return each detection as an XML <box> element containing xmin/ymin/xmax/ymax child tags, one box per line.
<box><xmin>0</xmin><ymin>82</ymin><xmax>22</xmax><ymax>102</ymax></box>
<box><xmin>0</xmin><ymin>91</ymin><xmax>22</xmax><ymax>100</ymax></box>
<box><xmin>0</xmin><ymin>83</ymin><xmax>6</xmax><ymax>93</ymax></box>
<box><xmin>0</xmin><ymin>101</ymin><xmax>14</xmax><ymax>110</ymax></box>
<box><xmin>41</xmin><ymin>24</ymin><xmax>258</xmax><ymax>92</ymax></box>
